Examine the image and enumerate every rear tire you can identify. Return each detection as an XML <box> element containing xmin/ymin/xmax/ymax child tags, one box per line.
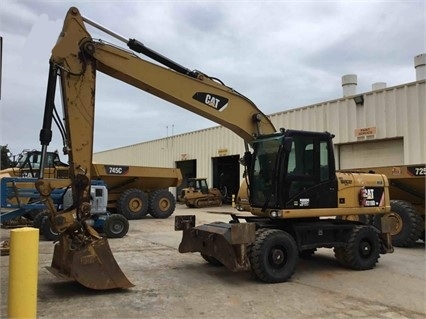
<box><xmin>103</xmin><ymin>214</ymin><xmax>129</xmax><ymax>238</ymax></box>
<box><xmin>117</xmin><ymin>188</ymin><xmax>149</xmax><ymax>220</ymax></box>
<box><xmin>249</xmin><ymin>229</ymin><xmax>298</xmax><ymax>283</ymax></box>
<box><xmin>343</xmin><ymin>225</ymin><xmax>380</xmax><ymax>270</ymax></box>
<box><xmin>149</xmin><ymin>189</ymin><xmax>176</xmax><ymax>219</ymax></box>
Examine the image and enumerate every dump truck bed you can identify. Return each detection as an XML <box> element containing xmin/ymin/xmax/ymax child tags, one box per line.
<box><xmin>92</xmin><ymin>163</ymin><xmax>182</xmax><ymax>191</ymax></box>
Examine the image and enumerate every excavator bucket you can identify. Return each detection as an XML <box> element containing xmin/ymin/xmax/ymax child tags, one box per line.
<box><xmin>46</xmin><ymin>233</ymin><xmax>134</xmax><ymax>290</ymax></box>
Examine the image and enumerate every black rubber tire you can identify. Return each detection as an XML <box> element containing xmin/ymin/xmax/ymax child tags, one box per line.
<box><xmin>201</xmin><ymin>253</ymin><xmax>223</xmax><ymax>266</ymax></box>
<box><xmin>103</xmin><ymin>214</ymin><xmax>129</xmax><ymax>238</ymax></box>
<box><xmin>41</xmin><ymin>217</ymin><xmax>60</xmax><ymax>241</ymax></box>
<box><xmin>149</xmin><ymin>189</ymin><xmax>176</xmax><ymax>219</ymax></box>
<box><xmin>343</xmin><ymin>225</ymin><xmax>380</xmax><ymax>270</ymax></box>
<box><xmin>248</xmin><ymin>229</ymin><xmax>298</xmax><ymax>283</ymax></box>
<box><xmin>386</xmin><ymin>200</ymin><xmax>423</xmax><ymax>247</ymax></box>
<box><xmin>117</xmin><ymin>188</ymin><xmax>149</xmax><ymax>220</ymax></box>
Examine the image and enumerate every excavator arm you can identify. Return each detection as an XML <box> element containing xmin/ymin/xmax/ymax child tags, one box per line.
<box><xmin>37</xmin><ymin>7</ymin><xmax>275</xmax><ymax>290</ymax></box>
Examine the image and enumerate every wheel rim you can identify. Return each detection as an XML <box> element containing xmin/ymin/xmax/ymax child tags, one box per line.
<box><xmin>128</xmin><ymin>198</ymin><xmax>143</xmax><ymax>213</ymax></box>
<box><xmin>111</xmin><ymin>222</ymin><xmax>124</xmax><ymax>234</ymax></box>
<box><xmin>159</xmin><ymin>198</ymin><xmax>171</xmax><ymax>211</ymax></box>
<box><xmin>268</xmin><ymin>246</ymin><xmax>286</xmax><ymax>269</ymax></box>
<box><xmin>388</xmin><ymin>212</ymin><xmax>403</xmax><ymax>235</ymax></box>
<box><xmin>359</xmin><ymin>240</ymin><xmax>372</xmax><ymax>258</ymax></box>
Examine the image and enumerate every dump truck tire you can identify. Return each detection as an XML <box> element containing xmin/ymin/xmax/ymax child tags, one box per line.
<box><xmin>117</xmin><ymin>188</ymin><xmax>149</xmax><ymax>220</ymax></box>
<box><xmin>249</xmin><ymin>229</ymin><xmax>298</xmax><ymax>283</ymax></box>
<box><xmin>149</xmin><ymin>189</ymin><xmax>176</xmax><ymax>219</ymax></box>
<box><xmin>383</xmin><ymin>200</ymin><xmax>423</xmax><ymax>247</ymax></box>
<box><xmin>343</xmin><ymin>225</ymin><xmax>380</xmax><ymax>270</ymax></box>
<box><xmin>103</xmin><ymin>214</ymin><xmax>129</xmax><ymax>238</ymax></box>
<box><xmin>41</xmin><ymin>217</ymin><xmax>60</xmax><ymax>241</ymax></box>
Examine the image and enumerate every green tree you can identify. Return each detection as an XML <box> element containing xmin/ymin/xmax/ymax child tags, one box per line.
<box><xmin>1</xmin><ymin>145</ymin><xmax>12</xmax><ymax>169</ymax></box>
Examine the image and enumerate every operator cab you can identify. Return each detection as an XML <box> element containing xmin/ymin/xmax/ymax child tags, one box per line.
<box><xmin>14</xmin><ymin>150</ymin><xmax>68</xmax><ymax>178</ymax></box>
<box><xmin>249</xmin><ymin>129</ymin><xmax>338</xmax><ymax>210</ymax></box>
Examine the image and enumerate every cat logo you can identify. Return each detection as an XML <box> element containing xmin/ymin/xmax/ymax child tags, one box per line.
<box><xmin>192</xmin><ymin>92</ymin><xmax>229</xmax><ymax>111</ymax></box>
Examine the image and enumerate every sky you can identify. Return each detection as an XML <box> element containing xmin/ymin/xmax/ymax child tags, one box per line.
<box><xmin>0</xmin><ymin>0</ymin><xmax>425</xmax><ymax>158</ymax></box>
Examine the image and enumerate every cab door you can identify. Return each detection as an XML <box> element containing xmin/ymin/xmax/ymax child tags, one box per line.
<box><xmin>283</xmin><ymin>135</ymin><xmax>337</xmax><ymax>209</ymax></box>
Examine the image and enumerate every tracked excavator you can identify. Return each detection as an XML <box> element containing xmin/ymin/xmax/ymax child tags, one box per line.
<box><xmin>35</xmin><ymin>7</ymin><xmax>393</xmax><ymax>290</ymax></box>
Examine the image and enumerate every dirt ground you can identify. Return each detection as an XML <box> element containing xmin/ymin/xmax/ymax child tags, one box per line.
<box><xmin>1</xmin><ymin>204</ymin><xmax>425</xmax><ymax>319</ymax></box>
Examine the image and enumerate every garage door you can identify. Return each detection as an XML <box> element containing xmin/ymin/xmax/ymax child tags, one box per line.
<box><xmin>339</xmin><ymin>138</ymin><xmax>404</xmax><ymax>169</ymax></box>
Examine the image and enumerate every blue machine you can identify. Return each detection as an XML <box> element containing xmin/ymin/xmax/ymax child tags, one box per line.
<box><xmin>0</xmin><ymin>177</ymin><xmax>128</xmax><ymax>239</ymax></box>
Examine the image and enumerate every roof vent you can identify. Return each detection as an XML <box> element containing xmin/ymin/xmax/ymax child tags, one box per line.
<box><xmin>372</xmin><ymin>82</ymin><xmax>387</xmax><ymax>91</ymax></box>
<box><xmin>342</xmin><ymin>74</ymin><xmax>357</xmax><ymax>97</ymax></box>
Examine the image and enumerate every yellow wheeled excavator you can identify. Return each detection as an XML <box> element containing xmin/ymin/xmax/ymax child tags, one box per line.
<box><xmin>34</xmin><ymin>7</ymin><xmax>393</xmax><ymax>289</ymax></box>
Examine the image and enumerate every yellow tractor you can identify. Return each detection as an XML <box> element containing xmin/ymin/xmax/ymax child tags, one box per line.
<box><xmin>180</xmin><ymin>178</ymin><xmax>223</xmax><ymax>208</ymax></box>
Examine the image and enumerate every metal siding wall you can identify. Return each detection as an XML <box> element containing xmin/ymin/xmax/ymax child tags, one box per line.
<box><xmin>94</xmin><ymin>81</ymin><xmax>425</xmax><ymax>174</ymax></box>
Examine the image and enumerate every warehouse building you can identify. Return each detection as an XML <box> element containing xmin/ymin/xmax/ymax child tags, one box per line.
<box><xmin>94</xmin><ymin>54</ymin><xmax>426</xmax><ymax>199</ymax></box>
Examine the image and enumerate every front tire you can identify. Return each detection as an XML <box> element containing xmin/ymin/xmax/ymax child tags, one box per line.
<box><xmin>117</xmin><ymin>188</ymin><xmax>149</xmax><ymax>220</ymax></box>
<box><xmin>248</xmin><ymin>229</ymin><xmax>298</xmax><ymax>283</ymax></box>
<box><xmin>103</xmin><ymin>214</ymin><xmax>129</xmax><ymax>238</ymax></box>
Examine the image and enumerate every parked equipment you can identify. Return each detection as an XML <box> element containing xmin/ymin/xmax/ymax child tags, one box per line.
<box><xmin>348</xmin><ymin>164</ymin><xmax>425</xmax><ymax>247</ymax></box>
<box><xmin>34</xmin><ymin>7</ymin><xmax>393</xmax><ymax>289</ymax></box>
<box><xmin>1</xmin><ymin>149</ymin><xmax>181</xmax><ymax>220</ymax></box>
<box><xmin>0</xmin><ymin>177</ymin><xmax>129</xmax><ymax>240</ymax></box>
<box><xmin>180</xmin><ymin>178</ymin><xmax>223</xmax><ymax>208</ymax></box>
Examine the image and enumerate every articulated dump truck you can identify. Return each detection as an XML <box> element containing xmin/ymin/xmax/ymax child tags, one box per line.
<box><xmin>26</xmin><ymin>7</ymin><xmax>395</xmax><ymax>290</ymax></box>
<box><xmin>350</xmin><ymin>164</ymin><xmax>425</xmax><ymax>247</ymax></box>
<box><xmin>1</xmin><ymin>150</ymin><xmax>182</xmax><ymax>221</ymax></box>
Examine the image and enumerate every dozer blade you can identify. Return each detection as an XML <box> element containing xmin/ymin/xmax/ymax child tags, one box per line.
<box><xmin>177</xmin><ymin>216</ymin><xmax>256</xmax><ymax>272</ymax></box>
<box><xmin>47</xmin><ymin>234</ymin><xmax>134</xmax><ymax>290</ymax></box>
